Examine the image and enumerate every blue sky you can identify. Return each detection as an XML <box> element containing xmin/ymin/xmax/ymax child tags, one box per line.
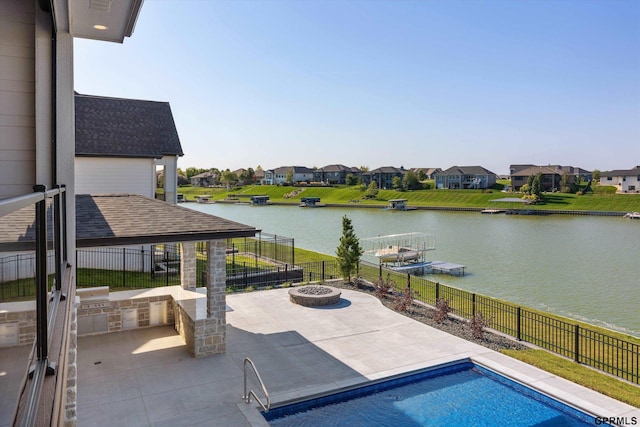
<box><xmin>74</xmin><ymin>0</ymin><xmax>640</xmax><ymax>175</ymax></box>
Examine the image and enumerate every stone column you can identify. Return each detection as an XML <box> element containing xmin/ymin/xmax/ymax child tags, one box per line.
<box><xmin>180</xmin><ymin>242</ymin><xmax>197</xmax><ymax>290</ymax></box>
<box><xmin>197</xmin><ymin>239</ymin><xmax>226</xmax><ymax>355</ymax></box>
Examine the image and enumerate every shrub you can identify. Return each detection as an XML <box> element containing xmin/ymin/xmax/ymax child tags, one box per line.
<box><xmin>374</xmin><ymin>274</ymin><xmax>394</xmax><ymax>299</ymax></box>
<box><xmin>469</xmin><ymin>311</ymin><xmax>491</xmax><ymax>339</ymax></box>
<box><xmin>393</xmin><ymin>286</ymin><xmax>416</xmax><ymax>312</ymax></box>
<box><xmin>434</xmin><ymin>298</ymin><xmax>452</xmax><ymax>323</ymax></box>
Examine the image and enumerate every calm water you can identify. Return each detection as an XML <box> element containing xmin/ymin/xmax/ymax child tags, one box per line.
<box><xmin>187</xmin><ymin>203</ymin><xmax>640</xmax><ymax>337</ymax></box>
<box><xmin>265</xmin><ymin>363</ymin><xmax>600</xmax><ymax>427</ymax></box>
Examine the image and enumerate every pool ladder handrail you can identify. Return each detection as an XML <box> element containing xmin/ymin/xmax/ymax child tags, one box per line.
<box><xmin>243</xmin><ymin>357</ymin><xmax>271</xmax><ymax>412</ymax></box>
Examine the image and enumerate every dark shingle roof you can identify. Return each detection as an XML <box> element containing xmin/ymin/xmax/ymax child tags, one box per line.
<box><xmin>0</xmin><ymin>195</ymin><xmax>256</xmax><ymax>250</ymax></box>
<box><xmin>442</xmin><ymin>166</ymin><xmax>496</xmax><ymax>176</ymax></box>
<box><xmin>75</xmin><ymin>93</ymin><xmax>183</xmax><ymax>158</ymax></box>
<box><xmin>602</xmin><ymin>166</ymin><xmax>640</xmax><ymax>177</ymax></box>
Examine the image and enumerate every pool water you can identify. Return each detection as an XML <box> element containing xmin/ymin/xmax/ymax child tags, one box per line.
<box><xmin>264</xmin><ymin>361</ymin><xmax>609</xmax><ymax>427</ymax></box>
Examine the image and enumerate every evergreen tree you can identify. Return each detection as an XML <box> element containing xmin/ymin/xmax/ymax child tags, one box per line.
<box><xmin>365</xmin><ymin>180</ymin><xmax>379</xmax><ymax>198</ymax></box>
<box><xmin>531</xmin><ymin>174</ymin><xmax>542</xmax><ymax>198</ymax></box>
<box><xmin>336</xmin><ymin>216</ymin><xmax>363</xmax><ymax>284</ymax></box>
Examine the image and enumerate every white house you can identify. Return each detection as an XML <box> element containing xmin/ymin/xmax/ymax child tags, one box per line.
<box><xmin>263</xmin><ymin>166</ymin><xmax>315</xmax><ymax>185</ymax></box>
<box><xmin>75</xmin><ymin>93</ymin><xmax>183</xmax><ymax>204</ymax></box>
<box><xmin>600</xmin><ymin>166</ymin><xmax>640</xmax><ymax>193</ymax></box>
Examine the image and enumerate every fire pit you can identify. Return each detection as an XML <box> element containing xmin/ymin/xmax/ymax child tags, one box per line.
<box><xmin>289</xmin><ymin>285</ymin><xmax>341</xmax><ymax>307</ymax></box>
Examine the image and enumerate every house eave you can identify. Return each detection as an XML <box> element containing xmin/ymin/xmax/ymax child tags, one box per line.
<box><xmin>51</xmin><ymin>0</ymin><xmax>144</xmax><ymax>43</ymax></box>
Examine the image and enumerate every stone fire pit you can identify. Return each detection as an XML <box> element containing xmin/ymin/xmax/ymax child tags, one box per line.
<box><xmin>289</xmin><ymin>285</ymin><xmax>341</xmax><ymax>307</ymax></box>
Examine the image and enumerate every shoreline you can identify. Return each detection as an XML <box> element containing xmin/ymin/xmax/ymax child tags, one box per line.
<box><xmin>198</xmin><ymin>199</ymin><xmax>627</xmax><ymax>216</ymax></box>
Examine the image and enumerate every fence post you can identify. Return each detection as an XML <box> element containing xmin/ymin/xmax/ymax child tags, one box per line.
<box><xmin>123</xmin><ymin>248</ymin><xmax>127</xmax><ymax>287</ymax></box>
<box><xmin>472</xmin><ymin>293</ymin><xmax>476</xmax><ymax>318</ymax></box>
<box><xmin>165</xmin><ymin>252</ymin><xmax>169</xmax><ymax>287</ymax></box>
<box><xmin>435</xmin><ymin>282</ymin><xmax>440</xmax><ymax>301</ymax></box>
<box><xmin>517</xmin><ymin>307</ymin><xmax>521</xmax><ymax>341</ymax></box>
<box><xmin>574</xmin><ymin>324</ymin><xmax>580</xmax><ymax>363</ymax></box>
<box><xmin>407</xmin><ymin>273</ymin><xmax>411</xmax><ymax>289</ymax></box>
<box><xmin>285</xmin><ymin>264</ymin><xmax>288</xmax><ymax>282</ymax></box>
<box><xmin>322</xmin><ymin>260</ymin><xmax>325</xmax><ymax>282</ymax></box>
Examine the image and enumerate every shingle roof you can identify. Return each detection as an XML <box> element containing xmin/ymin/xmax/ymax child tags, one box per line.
<box><xmin>369</xmin><ymin>166</ymin><xmax>405</xmax><ymax>174</ymax></box>
<box><xmin>75</xmin><ymin>93</ymin><xmax>183</xmax><ymax>158</ymax></box>
<box><xmin>601</xmin><ymin>166</ymin><xmax>640</xmax><ymax>177</ymax></box>
<box><xmin>442</xmin><ymin>166</ymin><xmax>497</xmax><ymax>176</ymax></box>
<box><xmin>0</xmin><ymin>195</ymin><xmax>256</xmax><ymax>251</ymax></box>
<box><xmin>272</xmin><ymin>166</ymin><xmax>315</xmax><ymax>174</ymax></box>
<box><xmin>319</xmin><ymin>164</ymin><xmax>360</xmax><ymax>173</ymax></box>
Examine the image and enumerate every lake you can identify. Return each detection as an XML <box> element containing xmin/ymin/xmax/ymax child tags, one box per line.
<box><xmin>187</xmin><ymin>203</ymin><xmax>640</xmax><ymax>337</ymax></box>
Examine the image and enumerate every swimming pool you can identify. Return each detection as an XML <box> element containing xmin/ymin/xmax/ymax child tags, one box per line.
<box><xmin>263</xmin><ymin>360</ymin><xmax>610</xmax><ymax>426</ymax></box>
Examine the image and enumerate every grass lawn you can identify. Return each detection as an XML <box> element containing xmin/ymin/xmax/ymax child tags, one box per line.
<box><xmin>172</xmin><ymin>184</ymin><xmax>640</xmax><ymax>212</ymax></box>
<box><xmin>501</xmin><ymin>349</ymin><xmax>640</xmax><ymax>408</ymax></box>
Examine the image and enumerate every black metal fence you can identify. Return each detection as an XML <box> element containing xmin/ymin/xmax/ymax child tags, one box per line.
<box><xmin>357</xmin><ymin>263</ymin><xmax>639</xmax><ymax>385</ymax></box>
<box><xmin>2</xmin><ymin>248</ymin><xmax>637</xmax><ymax>384</ymax></box>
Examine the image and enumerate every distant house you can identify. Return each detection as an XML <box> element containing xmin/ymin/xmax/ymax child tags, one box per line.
<box><xmin>263</xmin><ymin>166</ymin><xmax>315</xmax><ymax>185</ymax></box>
<box><xmin>191</xmin><ymin>171</ymin><xmax>218</xmax><ymax>187</ymax></box>
<box><xmin>600</xmin><ymin>166</ymin><xmax>640</xmax><ymax>193</ymax></box>
<box><xmin>509</xmin><ymin>165</ymin><xmax>591</xmax><ymax>192</ymax></box>
<box><xmin>362</xmin><ymin>166</ymin><xmax>406</xmax><ymax>188</ymax></box>
<box><xmin>254</xmin><ymin>168</ymin><xmax>265</xmax><ymax>183</ymax></box>
<box><xmin>314</xmin><ymin>164</ymin><xmax>361</xmax><ymax>184</ymax></box>
<box><xmin>434</xmin><ymin>166</ymin><xmax>497</xmax><ymax>189</ymax></box>
<box><xmin>411</xmin><ymin>168</ymin><xmax>443</xmax><ymax>180</ymax></box>
<box><xmin>75</xmin><ymin>93</ymin><xmax>183</xmax><ymax>204</ymax></box>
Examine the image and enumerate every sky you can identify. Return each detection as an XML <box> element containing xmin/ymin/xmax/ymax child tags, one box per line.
<box><xmin>74</xmin><ymin>0</ymin><xmax>640</xmax><ymax>176</ymax></box>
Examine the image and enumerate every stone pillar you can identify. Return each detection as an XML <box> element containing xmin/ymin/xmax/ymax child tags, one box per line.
<box><xmin>198</xmin><ymin>239</ymin><xmax>226</xmax><ymax>355</ymax></box>
<box><xmin>180</xmin><ymin>242</ymin><xmax>197</xmax><ymax>290</ymax></box>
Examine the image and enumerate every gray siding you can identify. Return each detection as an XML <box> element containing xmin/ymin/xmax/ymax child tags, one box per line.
<box><xmin>0</xmin><ymin>0</ymin><xmax>35</xmax><ymax>198</ymax></box>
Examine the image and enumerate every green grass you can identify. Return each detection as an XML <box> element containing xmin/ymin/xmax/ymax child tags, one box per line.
<box><xmin>501</xmin><ymin>349</ymin><xmax>640</xmax><ymax>407</ymax></box>
<box><xmin>173</xmin><ymin>184</ymin><xmax>640</xmax><ymax>212</ymax></box>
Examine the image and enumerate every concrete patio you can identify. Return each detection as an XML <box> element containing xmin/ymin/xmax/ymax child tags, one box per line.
<box><xmin>74</xmin><ymin>288</ymin><xmax>639</xmax><ymax>426</ymax></box>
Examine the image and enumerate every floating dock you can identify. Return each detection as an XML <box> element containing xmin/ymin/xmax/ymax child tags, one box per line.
<box><xmin>425</xmin><ymin>261</ymin><xmax>465</xmax><ymax>276</ymax></box>
<box><xmin>389</xmin><ymin>260</ymin><xmax>466</xmax><ymax>276</ymax></box>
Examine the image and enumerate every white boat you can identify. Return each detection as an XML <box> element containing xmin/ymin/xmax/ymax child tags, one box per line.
<box><xmin>374</xmin><ymin>246</ymin><xmax>421</xmax><ymax>263</ymax></box>
<box><xmin>623</xmin><ymin>212</ymin><xmax>640</xmax><ymax>219</ymax></box>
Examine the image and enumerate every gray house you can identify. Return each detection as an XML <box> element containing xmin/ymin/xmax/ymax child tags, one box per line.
<box><xmin>314</xmin><ymin>164</ymin><xmax>362</xmax><ymax>184</ymax></box>
<box><xmin>362</xmin><ymin>166</ymin><xmax>406</xmax><ymax>188</ymax></box>
<box><xmin>435</xmin><ymin>166</ymin><xmax>497</xmax><ymax>189</ymax></box>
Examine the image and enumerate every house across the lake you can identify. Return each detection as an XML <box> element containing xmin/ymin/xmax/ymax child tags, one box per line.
<box><xmin>600</xmin><ymin>166</ymin><xmax>640</xmax><ymax>193</ymax></box>
<box><xmin>434</xmin><ymin>166</ymin><xmax>497</xmax><ymax>189</ymax></box>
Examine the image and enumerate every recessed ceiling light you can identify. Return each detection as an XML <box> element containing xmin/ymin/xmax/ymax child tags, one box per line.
<box><xmin>93</xmin><ymin>24</ymin><xmax>108</xmax><ymax>30</ymax></box>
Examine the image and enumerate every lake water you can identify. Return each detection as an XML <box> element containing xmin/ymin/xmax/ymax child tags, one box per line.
<box><xmin>186</xmin><ymin>203</ymin><xmax>640</xmax><ymax>337</ymax></box>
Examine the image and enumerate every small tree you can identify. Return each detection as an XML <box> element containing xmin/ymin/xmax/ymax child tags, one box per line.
<box><xmin>365</xmin><ymin>180</ymin><xmax>379</xmax><ymax>198</ymax></box>
<box><xmin>392</xmin><ymin>176</ymin><xmax>404</xmax><ymax>191</ymax></box>
<box><xmin>285</xmin><ymin>169</ymin><xmax>294</xmax><ymax>185</ymax></box>
<box><xmin>403</xmin><ymin>170</ymin><xmax>421</xmax><ymax>190</ymax></box>
<box><xmin>345</xmin><ymin>173</ymin><xmax>358</xmax><ymax>186</ymax></box>
<box><xmin>336</xmin><ymin>216</ymin><xmax>363</xmax><ymax>284</ymax></box>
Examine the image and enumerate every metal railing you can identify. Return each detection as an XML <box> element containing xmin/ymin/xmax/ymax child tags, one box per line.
<box><xmin>0</xmin><ymin>185</ymin><xmax>71</xmax><ymax>425</ymax></box>
<box><xmin>357</xmin><ymin>263</ymin><xmax>639</xmax><ymax>385</ymax></box>
<box><xmin>243</xmin><ymin>358</ymin><xmax>270</xmax><ymax>412</ymax></box>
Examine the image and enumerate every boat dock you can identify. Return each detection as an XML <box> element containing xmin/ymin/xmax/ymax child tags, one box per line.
<box><xmin>426</xmin><ymin>261</ymin><xmax>466</xmax><ymax>276</ymax></box>
<box><xmin>389</xmin><ymin>260</ymin><xmax>466</xmax><ymax>276</ymax></box>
